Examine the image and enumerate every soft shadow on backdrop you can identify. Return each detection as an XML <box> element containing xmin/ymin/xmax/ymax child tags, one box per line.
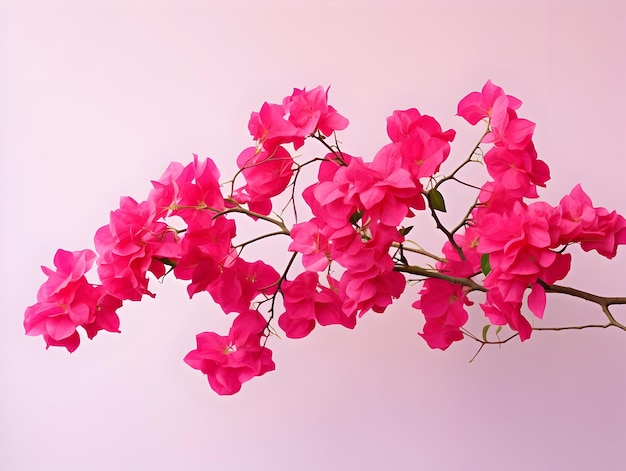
<box><xmin>1</xmin><ymin>1</ymin><xmax>625</xmax><ymax>470</ymax></box>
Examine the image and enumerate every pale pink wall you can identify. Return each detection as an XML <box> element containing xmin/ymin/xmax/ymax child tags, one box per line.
<box><xmin>2</xmin><ymin>1</ymin><xmax>626</xmax><ymax>470</ymax></box>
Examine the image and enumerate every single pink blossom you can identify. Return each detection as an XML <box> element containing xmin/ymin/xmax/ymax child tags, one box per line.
<box><xmin>234</xmin><ymin>145</ymin><xmax>294</xmax><ymax>214</ymax></box>
<box><xmin>439</xmin><ymin>226</ymin><xmax>483</xmax><ymax>278</ymax></box>
<box><xmin>414</xmin><ymin>278</ymin><xmax>473</xmax><ymax>350</ymax></box>
<box><xmin>148</xmin><ymin>161</ymin><xmax>186</xmax><ymax>218</ymax></box>
<box><xmin>317</xmin><ymin>152</ymin><xmax>354</xmax><ymax>181</ymax></box>
<box><xmin>580</xmin><ymin>210</ymin><xmax>626</xmax><ymax>259</ymax></box>
<box><xmin>399</xmin><ymin>115</ymin><xmax>456</xmax><ymax>179</ymax></box>
<box><xmin>483</xmin><ymin>110</ymin><xmax>536</xmax><ymax>151</ymax></box>
<box><xmin>174</xmin><ymin>216</ymin><xmax>237</xmax><ymax>297</ymax></box>
<box><xmin>483</xmin><ymin>144</ymin><xmax>549</xmax><ymax>196</ymax></box>
<box><xmin>283</xmin><ymin>86</ymin><xmax>349</xmax><ymax>141</ymax></box>
<box><xmin>248</xmin><ymin>102</ymin><xmax>298</xmax><ymax>150</ymax></box>
<box><xmin>174</xmin><ymin>155</ymin><xmax>226</xmax><ymax>225</ymax></box>
<box><xmin>457</xmin><ymin>79</ymin><xmax>522</xmax><ymax>125</ymax></box>
<box><xmin>339</xmin><ymin>266</ymin><xmax>405</xmax><ymax>317</ymax></box>
<box><xmin>207</xmin><ymin>257</ymin><xmax>280</xmax><ymax>314</ymax></box>
<box><xmin>386</xmin><ymin>108</ymin><xmax>422</xmax><ymax>143</ymax></box>
<box><xmin>557</xmin><ymin>184</ymin><xmax>626</xmax><ymax>258</ymax></box>
<box><xmin>366</xmin><ymin>148</ymin><xmax>425</xmax><ymax>224</ymax></box>
<box><xmin>288</xmin><ymin>219</ymin><xmax>330</xmax><ymax>272</ymax></box>
<box><xmin>418</xmin><ymin>321</ymin><xmax>466</xmax><ymax>351</ymax></box>
<box><xmin>184</xmin><ymin>310</ymin><xmax>275</xmax><ymax>395</ymax></box>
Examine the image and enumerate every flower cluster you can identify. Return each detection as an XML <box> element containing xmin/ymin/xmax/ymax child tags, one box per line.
<box><xmin>277</xmin><ymin>106</ymin><xmax>456</xmax><ymax>336</ymax></box>
<box><xmin>24</xmin><ymin>249</ymin><xmax>122</xmax><ymax>352</ymax></box>
<box><xmin>415</xmin><ymin>80</ymin><xmax>626</xmax><ymax>348</ymax></box>
<box><xmin>235</xmin><ymin>86</ymin><xmax>349</xmax><ymax>215</ymax></box>
<box><xmin>414</xmin><ymin>228</ymin><xmax>481</xmax><ymax>349</ymax></box>
<box><xmin>25</xmin><ymin>81</ymin><xmax>626</xmax><ymax>394</ymax></box>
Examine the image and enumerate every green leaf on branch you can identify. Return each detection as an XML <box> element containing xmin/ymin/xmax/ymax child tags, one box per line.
<box><xmin>482</xmin><ymin>324</ymin><xmax>490</xmax><ymax>342</ymax></box>
<box><xmin>428</xmin><ymin>188</ymin><xmax>447</xmax><ymax>212</ymax></box>
<box><xmin>349</xmin><ymin>210</ymin><xmax>364</xmax><ymax>225</ymax></box>
<box><xmin>480</xmin><ymin>253</ymin><xmax>491</xmax><ymax>276</ymax></box>
<box><xmin>400</xmin><ymin>225</ymin><xmax>414</xmax><ymax>236</ymax></box>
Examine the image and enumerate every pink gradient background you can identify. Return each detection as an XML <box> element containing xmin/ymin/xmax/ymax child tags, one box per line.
<box><xmin>2</xmin><ymin>1</ymin><xmax>626</xmax><ymax>469</ymax></box>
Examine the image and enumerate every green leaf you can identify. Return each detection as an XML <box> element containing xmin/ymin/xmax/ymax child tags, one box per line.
<box><xmin>495</xmin><ymin>326</ymin><xmax>502</xmax><ymax>340</ymax></box>
<box><xmin>482</xmin><ymin>324</ymin><xmax>490</xmax><ymax>342</ymax></box>
<box><xmin>480</xmin><ymin>253</ymin><xmax>491</xmax><ymax>276</ymax></box>
<box><xmin>400</xmin><ymin>225</ymin><xmax>414</xmax><ymax>236</ymax></box>
<box><xmin>428</xmin><ymin>188</ymin><xmax>447</xmax><ymax>212</ymax></box>
<box><xmin>349</xmin><ymin>210</ymin><xmax>364</xmax><ymax>225</ymax></box>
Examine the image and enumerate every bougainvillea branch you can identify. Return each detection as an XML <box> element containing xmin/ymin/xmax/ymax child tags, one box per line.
<box><xmin>24</xmin><ymin>82</ymin><xmax>626</xmax><ymax>394</ymax></box>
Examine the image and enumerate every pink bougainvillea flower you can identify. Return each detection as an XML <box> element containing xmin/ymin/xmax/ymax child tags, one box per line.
<box><xmin>457</xmin><ymin>79</ymin><xmax>522</xmax><ymax>126</ymax></box>
<box><xmin>440</xmin><ymin>227</ymin><xmax>483</xmax><ymax>278</ymax></box>
<box><xmin>473</xmin><ymin>199</ymin><xmax>573</xmax><ymax>338</ymax></box>
<box><xmin>174</xmin><ymin>216</ymin><xmax>237</xmax><ymax>297</ymax></box>
<box><xmin>184</xmin><ymin>310</ymin><xmax>275</xmax><ymax>395</ymax></box>
<box><xmin>24</xmin><ymin>249</ymin><xmax>122</xmax><ymax>352</ymax></box>
<box><xmin>324</xmin><ymin>221</ymin><xmax>401</xmax><ymax>276</ymax></box>
<box><xmin>365</xmin><ymin>148</ymin><xmax>424</xmax><ymax>225</ymax></box>
<box><xmin>317</xmin><ymin>153</ymin><xmax>421</xmax><ymax>229</ymax></box>
<box><xmin>206</xmin><ymin>257</ymin><xmax>280</xmax><ymax>314</ymax></box>
<box><xmin>278</xmin><ymin>272</ymin><xmax>355</xmax><ymax>339</ymax></box>
<box><xmin>386</xmin><ymin>108</ymin><xmax>423</xmax><ymax>143</ymax></box>
<box><xmin>579</xmin><ymin>210</ymin><xmax>626</xmax><ymax>259</ymax></box>
<box><xmin>173</xmin><ymin>155</ymin><xmax>226</xmax><ymax>226</ymax></box>
<box><xmin>339</xmin><ymin>266</ymin><xmax>405</xmax><ymax>317</ymax></box>
<box><xmin>384</xmin><ymin>109</ymin><xmax>456</xmax><ymax>181</ymax></box>
<box><xmin>480</xmin><ymin>289</ymin><xmax>532</xmax><ymax>341</ymax></box>
<box><xmin>458</xmin><ymin>81</ymin><xmax>535</xmax><ymax>151</ymax></box>
<box><xmin>418</xmin><ymin>320</ymin><xmax>466</xmax><ymax>351</ymax></box>
<box><xmin>249</xmin><ymin>86</ymin><xmax>348</xmax><ymax>151</ymax></box>
<box><xmin>148</xmin><ymin>160</ymin><xmax>186</xmax><ymax>218</ymax></box>
<box><xmin>412</xmin><ymin>228</ymin><xmax>482</xmax><ymax>351</ymax></box>
<box><xmin>557</xmin><ymin>184</ymin><xmax>626</xmax><ymax>258</ymax></box>
<box><xmin>302</xmin><ymin>152</ymin><xmax>420</xmax><ymax>271</ymax></box>
<box><xmin>478</xmin><ymin>201</ymin><xmax>559</xmax><ymax>255</ymax></box>
<box><xmin>483</xmin><ymin>110</ymin><xmax>536</xmax><ymax>151</ymax></box>
<box><xmin>414</xmin><ymin>278</ymin><xmax>473</xmax><ymax>350</ymax></box>
<box><xmin>288</xmin><ymin>219</ymin><xmax>330</xmax><ymax>272</ymax></box>
<box><xmin>234</xmin><ymin>145</ymin><xmax>294</xmax><ymax>215</ymax></box>
<box><xmin>94</xmin><ymin>196</ymin><xmax>182</xmax><ymax>301</ymax></box>
<box><xmin>478</xmin><ymin>201</ymin><xmax>571</xmax><ymax>294</ymax></box>
<box><xmin>483</xmin><ymin>144</ymin><xmax>550</xmax><ymax>197</ymax></box>
<box><xmin>36</xmin><ymin>248</ymin><xmax>96</xmax><ymax>300</ymax></box>
<box><xmin>317</xmin><ymin>152</ymin><xmax>354</xmax><ymax>181</ymax></box>
<box><xmin>303</xmin><ymin>153</ymin><xmax>414</xmax><ymax>244</ymax></box>
<box><xmin>556</xmin><ymin>184</ymin><xmax>599</xmax><ymax>243</ymax></box>
<box><xmin>399</xmin><ymin>115</ymin><xmax>456</xmax><ymax>179</ymax></box>
<box><xmin>304</xmin><ymin>173</ymin><xmax>360</xmax><ymax>232</ymax></box>
<box><xmin>283</xmin><ymin>85</ymin><xmax>349</xmax><ymax>141</ymax></box>
<box><xmin>248</xmin><ymin>102</ymin><xmax>298</xmax><ymax>151</ymax></box>
<box><xmin>81</xmin><ymin>290</ymin><xmax>123</xmax><ymax>340</ymax></box>
<box><xmin>526</xmin><ymin>282</ymin><xmax>547</xmax><ymax>319</ymax></box>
